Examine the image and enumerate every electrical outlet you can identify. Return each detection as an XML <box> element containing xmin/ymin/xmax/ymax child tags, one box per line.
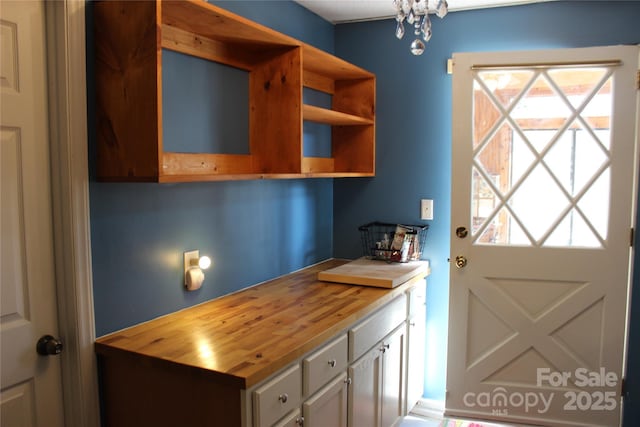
<box><xmin>421</xmin><ymin>199</ymin><xmax>433</xmax><ymax>220</ymax></box>
<box><xmin>184</xmin><ymin>250</ymin><xmax>199</xmax><ymax>277</ymax></box>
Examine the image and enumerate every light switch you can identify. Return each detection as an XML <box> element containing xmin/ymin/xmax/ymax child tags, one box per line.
<box><xmin>421</xmin><ymin>199</ymin><xmax>434</xmax><ymax>220</ymax></box>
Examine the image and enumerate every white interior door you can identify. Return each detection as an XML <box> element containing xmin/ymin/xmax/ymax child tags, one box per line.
<box><xmin>446</xmin><ymin>45</ymin><xmax>639</xmax><ymax>427</ymax></box>
<box><xmin>1</xmin><ymin>1</ymin><xmax>65</xmax><ymax>426</ymax></box>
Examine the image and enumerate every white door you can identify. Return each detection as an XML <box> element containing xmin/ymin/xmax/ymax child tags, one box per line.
<box><xmin>447</xmin><ymin>45</ymin><xmax>639</xmax><ymax>427</ymax></box>
<box><xmin>1</xmin><ymin>1</ymin><xmax>65</xmax><ymax>426</ymax></box>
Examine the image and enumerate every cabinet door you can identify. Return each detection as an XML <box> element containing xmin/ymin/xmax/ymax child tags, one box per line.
<box><xmin>303</xmin><ymin>372</ymin><xmax>348</xmax><ymax>427</ymax></box>
<box><xmin>273</xmin><ymin>409</ymin><xmax>302</xmax><ymax>427</ymax></box>
<box><xmin>381</xmin><ymin>324</ymin><xmax>406</xmax><ymax>427</ymax></box>
<box><xmin>348</xmin><ymin>346</ymin><xmax>382</xmax><ymax>427</ymax></box>
<box><xmin>406</xmin><ymin>307</ymin><xmax>426</xmax><ymax>413</ymax></box>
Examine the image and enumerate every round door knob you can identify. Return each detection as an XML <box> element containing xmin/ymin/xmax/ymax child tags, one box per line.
<box><xmin>36</xmin><ymin>335</ymin><xmax>63</xmax><ymax>356</ymax></box>
<box><xmin>455</xmin><ymin>255</ymin><xmax>467</xmax><ymax>269</ymax></box>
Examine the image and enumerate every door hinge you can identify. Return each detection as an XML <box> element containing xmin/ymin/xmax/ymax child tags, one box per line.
<box><xmin>621</xmin><ymin>377</ymin><xmax>627</xmax><ymax>398</ymax></box>
<box><xmin>631</xmin><ymin>228</ymin><xmax>635</xmax><ymax>247</ymax></box>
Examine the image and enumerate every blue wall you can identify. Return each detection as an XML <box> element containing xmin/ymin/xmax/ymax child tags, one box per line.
<box><xmin>332</xmin><ymin>0</ymin><xmax>640</xmax><ymax>421</ymax></box>
<box><xmin>88</xmin><ymin>1</ymin><xmax>640</xmax><ymax>425</ymax></box>
<box><xmin>88</xmin><ymin>1</ymin><xmax>335</xmax><ymax>336</ymax></box>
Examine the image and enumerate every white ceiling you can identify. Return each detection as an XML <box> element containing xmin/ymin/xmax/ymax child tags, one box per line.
<box><xmin>294</xmin><ymin>0</ymin><xmax>555</xmax><ymax>23</ymax></box>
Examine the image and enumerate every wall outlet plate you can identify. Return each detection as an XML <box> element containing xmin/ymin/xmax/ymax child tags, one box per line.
<box><xmin>421</xmin><ymin>199</ymin><xmax>434</xmax><ymax>220</ymax></box>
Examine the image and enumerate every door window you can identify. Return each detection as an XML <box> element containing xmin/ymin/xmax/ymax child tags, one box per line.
<box><xmin>471</xmin><ymin>65</ymin><xmax>614</xmax><ymax>248</ymax></box>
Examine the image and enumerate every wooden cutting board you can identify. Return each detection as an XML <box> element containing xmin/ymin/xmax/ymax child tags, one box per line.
<box><xmin>318</xmin><ymin>257</ymin><xmax>430</xmax><ymax>288</ymax></box>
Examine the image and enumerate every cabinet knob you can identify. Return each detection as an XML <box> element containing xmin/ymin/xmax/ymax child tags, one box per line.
<box><xmin>296</xmin><ymin>416</ymin><xmax>304</xmax><ymax>426</ymax></box>
<box><xmin>344</xmin><ymin>377</ymin><xmax>352</xmax><ymax>385</ymax></box>
<box><xmin>278</xmin><ymin>393</ymin><xmax>288</xmax><ymax>404</ymax></box>
<box><xmin>328</xmin><ymin>359</ymin><xmax>337</xmax><ymax>368</ymax></box>
<box><xmin>380</xmin><ymin>343</ymin><xmax>390</xmax><ymax>353</ymax></box>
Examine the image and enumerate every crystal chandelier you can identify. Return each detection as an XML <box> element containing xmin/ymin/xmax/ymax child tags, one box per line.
<box><xmin>393</xmin><ymin>0</ymin><xmax>448</xmax><ymax>55</ymax></box>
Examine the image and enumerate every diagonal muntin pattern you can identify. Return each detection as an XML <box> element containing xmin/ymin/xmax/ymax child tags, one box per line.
<box><xmin>470</xmin><ymin>65</ymin><xmax>614</xmax><ymax>247</ymax></box>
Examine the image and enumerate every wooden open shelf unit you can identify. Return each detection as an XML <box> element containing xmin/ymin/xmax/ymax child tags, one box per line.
<box><xmin>94</xmin><ymin>0</ymin><xmax>376</xmax><ymax>182</ymax></box>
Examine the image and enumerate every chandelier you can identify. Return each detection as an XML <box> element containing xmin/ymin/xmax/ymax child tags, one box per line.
<box><xmin>393</xmin><ymin>0</ymin><xmax>448</xmax><ymax>55</ymax></box>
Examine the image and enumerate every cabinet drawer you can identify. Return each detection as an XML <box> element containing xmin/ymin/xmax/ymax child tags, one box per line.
<box><xmin>303</xmin><ymin>334</ymin><xmax>348</xmax><ymax>396</ymax></box>
<box><xmin>349</xmin><ymin>295</ymin><xmax>406</xmax><ymax>361</ymax></box>
<box><xmin>407</xmin><ymin>279</ymin><xmax>426</xmax><ymax>317</ymax></box>
<box><xmin>253</xmin><ymin>364</ymin><xmax>301</xmax><ymax>427</ymax></box>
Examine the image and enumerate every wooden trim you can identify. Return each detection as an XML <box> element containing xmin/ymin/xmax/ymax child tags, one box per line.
<box><xmin>45</xmin><ymin>2</ymin><xmax>100</xmax><ymax>426</ymax></box>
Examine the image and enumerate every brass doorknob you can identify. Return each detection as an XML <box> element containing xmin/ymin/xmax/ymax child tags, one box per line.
<box><xmin>455</xmin><ymin>255</ymin><xmax>467</xmax><ymax>268</ymax></box>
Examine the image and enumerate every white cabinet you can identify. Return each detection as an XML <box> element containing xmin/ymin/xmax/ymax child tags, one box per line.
<box><xmin>405</xmin><ymin>280</ymin><xmax>427</xmax><ymax>414</ymax></box>
<box><xmin>349</xmin><ymin>295</ymin><xmax>406</xmax><ymax>361</ymax></box>
<box><xmin>381</xmin><ymin>326</ymin><xmax>406</xmax><ymax>427</ymax></box>
<box><xmin>349</xmin><ymin>343</ymin><xmax>383</xmax><ymax>427</ymax></box>
<box><xmin>254</xmin><ymin>336</ymin><xmax>349</xmax><ymax>427</ymax></box>
<box><xmin>251</xmin><ymin>282</ymin><xmax>426</xmax><ymax>427</ymax></box>
<box><xmin>303</xmin><ymin>372</ymin><xmax>349</xmax><ymax>427</ymax></box>
<box><xmin>349</xmin><ymin>323</ymin><xmax>407</xmax><ymax>427</ymax></box>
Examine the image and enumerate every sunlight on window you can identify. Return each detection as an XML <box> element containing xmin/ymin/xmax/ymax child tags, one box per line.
<box><xmin>471</xmin><ymin>67</ymin><xmax>612</xmax><ymax>248</ymax></box>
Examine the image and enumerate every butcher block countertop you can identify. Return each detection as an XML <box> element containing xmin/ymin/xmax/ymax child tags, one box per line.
<box><xmin>319</xmin><ymin>257</ymin><xmax>430</xmax><ymax>288</ymax></box>
<box><xmin>95</xmin><ymin>258</ymin><xmax>430</xmax><ymax>390</ymax></box>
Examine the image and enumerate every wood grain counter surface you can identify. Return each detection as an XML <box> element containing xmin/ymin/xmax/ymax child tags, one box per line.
<box><xmin>95</xmin><ymin>259</ymin><xmax>429</xmax><ymax>390</ymax></box>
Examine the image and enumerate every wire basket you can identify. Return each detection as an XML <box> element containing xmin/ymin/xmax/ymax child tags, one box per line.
<box><xmin>359</xmin><ymin>221</ymin><xmax>429</xmax><ymax>263</ymax></box>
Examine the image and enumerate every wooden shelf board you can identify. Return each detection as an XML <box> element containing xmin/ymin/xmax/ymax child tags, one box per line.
<box><xmin>303</xmin><ymin>104</ymin><xmax>374</xmax><ymax>126</ymax></box>
<box><xmin>302</xmin><ymin>172</ymin><xmax>375</xmax><ymax>178</ymax></box>
<box><xmin>302</xmin><ymin>44</ymin><xmax>374</xmax><ymax>81</ymax></box>
<box><xmin>302</xmin><ymin>156</ymin><xmax>334</xmax><ymax>174</ymax></box>
<box><xmin>303</xmin><ymin>70</ymin><xmax>335</xmax><ymax>95</ymax></box>
<box><xmin>162</xmin><ymin>0</ymin><xmax>299</xmax><ymax>48</ymax></box>
<box><xmin>301</xmin><ymin>157</ymin><xmax>374</xmax><ymax>177</ymax></box>
<box><xmin>161</xmin><ymin>152</ymin><xmax>254</xmax><ymax>177</ymax></box>
<box><xmin>162</xmin><ymin>25</ymin><xmax>298</xmax><ymax>73</ymax></box>
<box><xmin>157</xmin><ymin>172</ymin><xmax>375</xmax><ymax>183</ymax></box>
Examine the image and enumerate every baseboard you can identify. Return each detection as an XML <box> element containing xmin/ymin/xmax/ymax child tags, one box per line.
<box><xmin>411</xmin><ymin>398</ymin><xmax>445</xmax><ymax>420</ymax></box>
